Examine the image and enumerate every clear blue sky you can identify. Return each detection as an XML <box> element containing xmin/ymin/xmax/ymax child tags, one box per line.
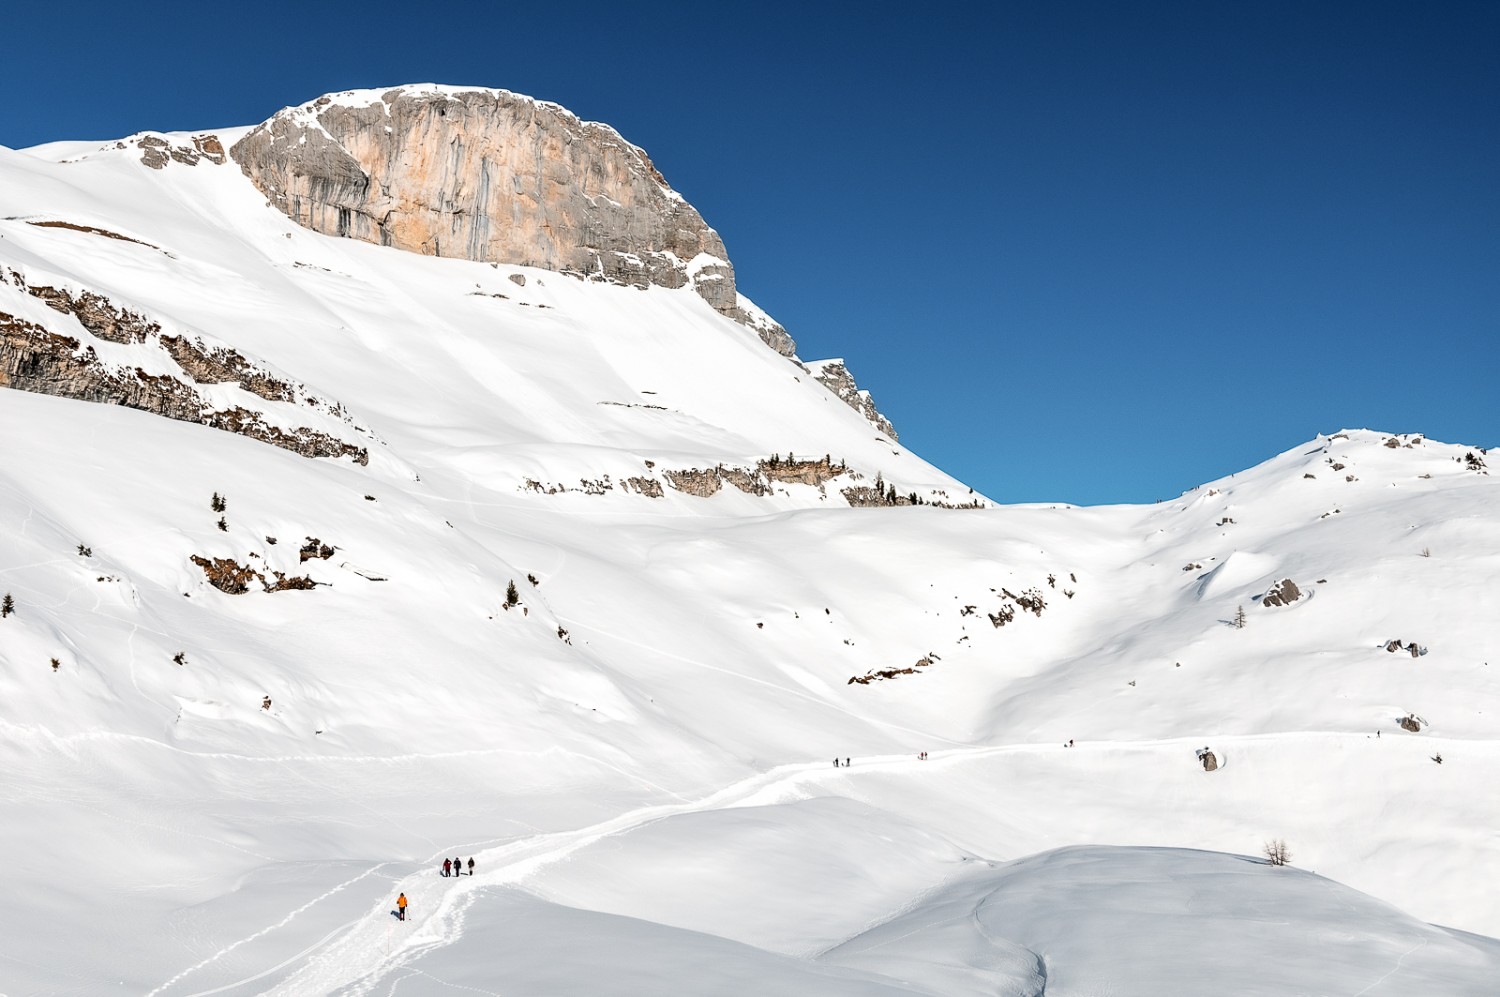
<box><xmin>5</xmin><ymin>1</ymin><xmax>1495</xmax><ymax>504</ymax></box>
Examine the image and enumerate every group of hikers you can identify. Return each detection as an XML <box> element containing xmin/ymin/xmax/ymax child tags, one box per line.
<box><xmin>393</xmin><ymin>857</ymin><xmax>477</xmax><ymax>921</ymax></box>
<box><xmin>443</xmin><ymin>857</ymin><xmax>474</xmax><ymax>878</ymax></box>
<box><xmin>836</xmin><ymin>752</ymin><xmax>938</xmax><ymax>766</ymax></box>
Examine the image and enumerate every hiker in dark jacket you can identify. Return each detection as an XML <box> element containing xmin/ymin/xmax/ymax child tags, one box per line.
<box><xmin>467</xmin><ymin>857</ymin><xmax>475</xmax><ymax>876</ymax></box>
<box><xmin>442</xmin><ymin>858</ymin><xmax>451</xmax><ymax>877</ymax></box>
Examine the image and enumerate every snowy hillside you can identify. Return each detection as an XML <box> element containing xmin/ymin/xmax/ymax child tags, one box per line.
<box><xmin>2</xmin><ymin>90</ymin><xmax>1498</xmax><ymax>995</ymax></box>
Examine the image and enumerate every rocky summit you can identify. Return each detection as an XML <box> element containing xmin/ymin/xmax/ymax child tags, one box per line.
<box><xmin>231</xmin><ymin>85</ymin><xmax>795</xmax><ymax>355</ymax></box>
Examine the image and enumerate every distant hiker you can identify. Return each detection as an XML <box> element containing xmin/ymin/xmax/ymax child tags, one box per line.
<box><xmin>467</xmin><ymin>857</ymin><xmax>475</xmax><ymax>876</ymax></box>
<box><xmin>845</xmin><ymin>757</ymin><xmax>850</xmax><ymax>767</ymax></box>
<box><xmin>454</xmin><ymin>858</ymin><xmax>462</xmax><ymax>878</ymax></box>
<box><xmin>442</xmin><ymin>858</ymin><xmax>451</xmax><ymax>877</ymax></box>
<box><xmin>833</xmin><ymin>758</ymin><xmax>839</xmax><ymax>767</ymax></box>
<box><xmin>1068</xmin><ymin>739</ymin><xmax>1074</xmax><ymax>748</ymax></box>
<box><xmin>397</xmin><ymin>893</ymin><xmax>407</xmax><ymax>921</ymax></box>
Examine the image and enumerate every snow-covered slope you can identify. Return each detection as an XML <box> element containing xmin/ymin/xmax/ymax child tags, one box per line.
<box><xmin>1</xmin><ymin>93</ymin><xmax>1498</xmax><ymax>995</ymax></box>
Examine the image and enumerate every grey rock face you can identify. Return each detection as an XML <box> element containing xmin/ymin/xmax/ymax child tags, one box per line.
<box><xmin>806</xmin><ymin>359</ymin><xmax>898</xmax><ymax>441</ymax></box>
<box><xmin>734</xmin><ymin>298</ymin><xmax>797</xmax><ymax>357</ymax></box>
<box><xmin>231</xmin><ymin>86</ymin><xmax>786</xmax><ymax>349</ymax></box>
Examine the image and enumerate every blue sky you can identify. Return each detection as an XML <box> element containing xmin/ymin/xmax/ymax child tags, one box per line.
<box><xmin>5</xmin><ymin>1</ymin><xmax>1495</xmax><ymax>504</ymax></box>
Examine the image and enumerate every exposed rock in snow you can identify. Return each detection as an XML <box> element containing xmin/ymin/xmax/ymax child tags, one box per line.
<box><xmin>0</xmin><ymin>270</ymin><xmax>372</xmax><ymax>463</ymax></box>
<box><xmin>117</xmin><ymin>131</ymin><xmax>227</xmax><ymax>170</ymax></box>
<box><xmin>1261</xmin><ymin>577</ymin><xmax>1302</xmax><ymax>607</ymax></box>
<box><xmin>805</xmin><ymin>358</ymin><xmax>898</xmax><ymax>440</ymax></box>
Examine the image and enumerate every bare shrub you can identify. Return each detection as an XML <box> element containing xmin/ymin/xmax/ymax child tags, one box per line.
<box><xmin>1263</xmin><ymin>839</ymin><xmax>1292</xmax><ymax>866</ymax></box>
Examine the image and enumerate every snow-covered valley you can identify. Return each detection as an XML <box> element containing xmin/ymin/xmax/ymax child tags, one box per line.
<box><xmin>1</xmin><ymin>87</ymin><xmax>1497</xmax><ymax>995</ymax></box>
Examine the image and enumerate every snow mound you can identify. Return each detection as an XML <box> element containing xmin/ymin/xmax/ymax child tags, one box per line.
<box><xmin>1194</xmin><ymin>549</ymin><xmax>1279</xmax><ymax>599</ymax></box>
<box><xmin>826</xmin><ymin>846</ymin><xmax>1500</xmax><ymax>996</ymax></box>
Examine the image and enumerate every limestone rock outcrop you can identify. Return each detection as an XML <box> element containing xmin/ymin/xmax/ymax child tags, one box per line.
<box><xmin>804</xmin><ymin>359</ymin><xmax>898</xmax><ymax>441</ymax></box>
<box><xmin>230</xmin><ymin>86</ymin><xmax>793</xmax><ymax>353</ymax></box>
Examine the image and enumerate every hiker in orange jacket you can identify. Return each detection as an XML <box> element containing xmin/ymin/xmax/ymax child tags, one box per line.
<box><xmin>397</xmin><ymin>893</ymin><xmax>408</xmax><ymax>921</ymax></box>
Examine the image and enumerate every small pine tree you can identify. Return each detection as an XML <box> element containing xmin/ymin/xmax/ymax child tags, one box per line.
<box><xmin>216</xmin><ymin>516</ymin><xmax>228</xmax><ymax>532</ymax></box>
<box><xmin>1234</xmin><ymin>605</ymin><xmax>1248</xmax><ymax>629</ymax></box>
<box><xmin>505</xmin><ymin>580</ymin><xmax>520</xmax><ymax>608</ymax></box>
<box><xmin>76</xmin><ymin>543</ymin><xmax>92</xmax><ymax>557</ymax></box>
<box><xmin>1</xmin><ymin>592</ymin><xmax>12</xmax><ymax>618</ymax></box>
<box><xmin>211</xmin><ymin>492</ymin><xmax>226</xmax><ymax>513</ymax></box>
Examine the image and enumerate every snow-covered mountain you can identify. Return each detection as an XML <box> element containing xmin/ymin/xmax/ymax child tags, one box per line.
<box><xmin>1</xmin><ymin>87</ymin><xmax>1497</xmax><ymax>995</ymax></box>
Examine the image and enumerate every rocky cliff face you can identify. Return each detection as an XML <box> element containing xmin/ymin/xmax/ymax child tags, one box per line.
<box><xmin>231</xmin><ymin>86</ymin><xmax>793</xmax><ymax>354</ymax></box>
<box><xmin>804</xmin><ymin>359</ymin><xmax>898</xmax><ymax>441</ymax></box>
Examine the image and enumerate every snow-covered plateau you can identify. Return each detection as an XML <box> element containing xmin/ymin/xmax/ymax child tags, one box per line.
<box><xmin>1</xmin><ymin>91</ymin><xmax>1497</xmax><ymax>995</ymax></box>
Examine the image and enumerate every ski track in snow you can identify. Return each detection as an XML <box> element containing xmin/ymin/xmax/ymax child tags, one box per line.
<box><xmin>140</xmin><ymin>727</ymin><xmax>1493</xmax><ymax>996</ymax></box>
<box><xmin>146</xmin><ymin>861</ymin><xmax>400</xmax><ymax>997</ymax></box>
<box><xmin>1349</xmin><ymin>937</ymin><xmax>1429</xmax><ymax>997</ymax></box>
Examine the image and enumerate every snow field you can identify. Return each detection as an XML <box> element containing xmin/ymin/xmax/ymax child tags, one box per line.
<box><xmin>1</xmin><ymin>118</ymin><xmax>1497</xmax><ymax>994</ymax></box>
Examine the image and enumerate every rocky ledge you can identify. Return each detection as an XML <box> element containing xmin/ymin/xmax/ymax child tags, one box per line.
<box><xmin>1</xmin><ymin>268</ymin><xmax>372</xmax><ymax>464</ymax></box>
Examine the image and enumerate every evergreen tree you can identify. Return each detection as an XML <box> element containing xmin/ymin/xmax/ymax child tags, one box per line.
<box><xmin>1</xmin><ymin>593</ymin><xmax>12</xmax><ymax>618</ymax></box>
<box><xmin>505</xmin><ymin>580</ymin><xmax>520</xmax><ymax>607</ymax></box>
